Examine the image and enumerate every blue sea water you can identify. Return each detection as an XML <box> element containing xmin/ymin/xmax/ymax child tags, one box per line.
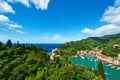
<box><xmin>40</xmin><ymin>44</ymin><xmax>63</xmax><ymax>54</ymax></box>
<box><xmin>32</xmin><ymin>44</ymin><xmax>63</xmax><ymax>54</ymax></box>
<box><xmin>69</xmin><ymin>56</ymin><xmax>120</xmax><ymax>80</ymax></box>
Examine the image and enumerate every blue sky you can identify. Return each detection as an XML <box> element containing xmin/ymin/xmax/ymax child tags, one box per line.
<box><xmin>0</xmin><ymin>0</ymin><xmax>120</xmax><ymax>43</ymax></box>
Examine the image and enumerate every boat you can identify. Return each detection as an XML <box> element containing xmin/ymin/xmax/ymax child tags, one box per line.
<box><xmin>90</xmin><ymin>59</ymin><xmax>93</xmax><ymax>61</ymax></box>
<box><xmin>116</xmin><ymin>67</ymin><xmax>120</xmax><ymax>70</ymax></box>
<box><xmin>111</xmin><ymin>66</ymin><xmax>116</xmax><ymax>68</ymax></box>
<box><xmin>105</xmin><ymin>72</ymin><xmax>110</xmax><ymax>76</ymax></box>
<box><xmin>81</xmin><ymin>56</ymin><xmax>85</xmax><ymax>59</ymax></box>
<box><xmin>107</xmin><ymin>64</ymin><xmax>113</xmax><ymax>67</ymax></box>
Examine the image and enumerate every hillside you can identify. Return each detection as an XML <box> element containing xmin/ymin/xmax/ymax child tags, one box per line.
<box><xmin>0</xmin><ymin>40</ymin><xmax>101</xmax><ymax>80</ymax></box>
<box><xmin>90</xmin><ymin>33</ymin><xmax>120</xmax><ymax>43</ymax></box>
<box><xmin>58</xmin><ymin>33</ymin><xmax>120</xmax><ymax>57</ymax></box>
<box><xmin>1</xmin><ymin>33</ymin><xmax>119</xmax><ymax>79</ymax></box>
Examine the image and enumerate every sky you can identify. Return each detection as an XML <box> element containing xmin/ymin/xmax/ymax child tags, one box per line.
<box><xmin>0</xmin><ymin>0</ymin><xmax>120</xmax><ymax>43</ymax></box>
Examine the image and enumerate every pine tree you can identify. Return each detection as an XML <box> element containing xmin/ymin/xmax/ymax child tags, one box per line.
<box><xmin>98</xmin><ymin>60</ymin><xmax>106</xmax><ymax>80</ymax></box>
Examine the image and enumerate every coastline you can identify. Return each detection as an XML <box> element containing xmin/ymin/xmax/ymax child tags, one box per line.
<box><xmin>71</xmin><ymin>48</ymin><xmax>120</xmax><ymax>67</ymax></box>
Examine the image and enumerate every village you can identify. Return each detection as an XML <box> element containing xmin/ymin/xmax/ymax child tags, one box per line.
<box><xmin>50</xmin><ymin>47</ymin><xmax>120</xmax><ymax>67</ymax></box>
<box><xmin>76</xmin><ymin>47</ymin><xmax>120</xmax><ymax>67</ymax></box>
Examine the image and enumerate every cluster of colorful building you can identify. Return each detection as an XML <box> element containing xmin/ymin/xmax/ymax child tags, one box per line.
<box><xmin>76</xmin><ymin>47</ymin><xmax>120</xmax><ymax>66</ymax></box>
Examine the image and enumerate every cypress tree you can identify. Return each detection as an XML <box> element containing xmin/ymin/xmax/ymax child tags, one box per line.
<box><xmin>0</xmin><ymin>41</ymin><xmax>3</xmax><ymax>46</ymax></box>
<box><xmin>6</xmin><ymin>39</ymin><xmax>12</xmax><ymax>48</ymax></box>
<box><xmin>17</xmin><ymin>41</ymin><xmax>19</xmax><ymax>47</ymax></box>
<box><xmin>98</xmin><ymin>60</ymin><xmax>106</xmax><ymax>80</ymax></box>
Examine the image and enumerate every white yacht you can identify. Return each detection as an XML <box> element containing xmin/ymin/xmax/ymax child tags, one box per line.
<box><xmin>111</xmin><ymin>66</ymin><xmax>116</xmax><ymax>68</ymax></box>
<box><xmin>116</xmin><ymin>67</ymin><xmax>120</xmax><ymax>70</ymax></box>
<box><xmin>105</xmin><ymin>72</ymin><xmax>110</xmax><ymax>76</ymax></box>
<box><xmin>107</xmin><ymin>64</ymin><xmax>113</xmax><ymax>67</ymax></box>
<box><xmin>90</xmin><ymin>59</ymin><xmax>93</xmax><ymax>61</ymax></box>
<box><xmin>81</xmin><ymin>56</ymin><xmax>85</xmax><ymax>59</ymax></box>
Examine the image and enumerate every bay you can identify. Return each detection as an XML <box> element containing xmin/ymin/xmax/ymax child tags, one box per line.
<box><xmin>69</xmin><ymin>56</ymin><xmax>120</xmax><ymax>80</ymax></box>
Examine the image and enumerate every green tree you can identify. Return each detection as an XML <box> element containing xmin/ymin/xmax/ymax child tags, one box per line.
<box><xmin>54</xmin><ymin>56</ymin><xmax>60</xmax><ymax>63</ymax></box>
<box><xmin>0</xmin><ymin>41</ymin><xmax>3</xmax><ymax>46</ymax></box>
<box><xmin>98</xmin><ymin>61</ymin><xmax>106</xmax><ymax>80</ymax></box>
<box><xmin>17</xmin><ymin>41</ymin><xmax>19</xmax><ymax>47</ymax></box>
<box><xmin>93</xmin><ymin>76</ymin><xmax>103</xmax><ymax>80</ymax></box>
<box><xmin>6</xmin><ymin>40</ymin><xmax>12</xmax><ymax>48</ymax></box>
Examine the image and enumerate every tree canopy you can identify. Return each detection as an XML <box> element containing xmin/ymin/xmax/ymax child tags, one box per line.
<box><xmin>0</xmin><ymin>40</ymin><xmax>101</xmax><ymax>80</ymax></box>
<box><xmin>6</xmin><ymin>39</ymin><xmax>12</xmax><ymax>48</ymax></box>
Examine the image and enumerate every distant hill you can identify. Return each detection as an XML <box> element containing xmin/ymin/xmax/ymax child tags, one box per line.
<box><xmin>58</xmin><ymin>33</ymin><xmax>120</xmax><ymax>57</ymax></box>
<box><xmin>89</xmin><ymin>33</ymin><xmax>120</xmax><ymax>43</ymax></box>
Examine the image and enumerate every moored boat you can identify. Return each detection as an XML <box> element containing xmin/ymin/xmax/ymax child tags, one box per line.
<box><xmin>111</xmin><ymin>66</ymin><xmax>116</xmax><ymax>68</ymax></box>
<box><xmin>81</xmin><ymin>56</ymin><xmax>85</xmax><ymax>59</ymax></box>
<box><xmin>105</xmin><ymin>72</ymin><xmax>110</xmax><ymax>76</ymax></box>
<box><xmin>107</xmin><ymin>64</ymin><xmax>113</xmax><ymax>67</ymax></box>
<box><xmin>116</xmin><ymin>67</ymin><xmax>120</xmax><ymax>70</ymax></box>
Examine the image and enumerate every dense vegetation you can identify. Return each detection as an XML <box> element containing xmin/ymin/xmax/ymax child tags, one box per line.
<box><xmin>58</xmin><ymin>33</ymin><xmax>120</xmax><ymax>57</ymax></box>
<box><xmin>0</xmin><ymin>40</ymin><xmax>102</xmax><ymax>80</ymax></box>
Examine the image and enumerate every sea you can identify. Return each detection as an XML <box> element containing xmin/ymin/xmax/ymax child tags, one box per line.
<box><xmin>33</xmin><ymin>44</ymin><xmax>63</xmax><ymax>54</ymax></box>
<box><xmin>69</xmin><ymin>56</ymin><xmax>120</xmax><ymax>80</ymax></box>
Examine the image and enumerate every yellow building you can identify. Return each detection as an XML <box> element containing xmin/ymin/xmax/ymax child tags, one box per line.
<box><xmin>118</xmin><ymin>54</ymin><xmax>120</xmax><ymax>60</ymax></box>
<box><xmin>117</xmin><ymin>54</ymin><xmax>120</xmax><ymax>65</ymax></box>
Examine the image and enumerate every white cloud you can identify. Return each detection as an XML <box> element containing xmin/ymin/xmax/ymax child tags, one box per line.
<box><xmin>101</xmin><ymin>0</ymin><xmax>120</xmax><ymax>25</ymax></box>
<box><xmin>6</xmin><ymin>23</ymin><xmax>23</xmax><ymax>28</ymax></box>
<box><xmin>115</xmin><ymin>0</ymin><xmax>120</xmax><ymax>7</ymax></box>
<box><xmin>0</xmin><ymin>15</ymin><xmax>9</xmax><ymax>23</ymax></box>
<box><xmin>82</xmin><ymin>0</ymin><xmax>120</xmax><ymax>36</ymax></box>
<box><xmin>100</xmin><ymin>6</ymin><xmax>120</xmax><ymax>25</ymax></box>
<box><xmin>15</xmin><ymin>30</ymin><xmax>24</xmax><ymax>34</ymax></box>
<box><xmin>0</xmin><ymin>15</ymin><xmax>22</xmax><ymax>28</ymax></box>
<box><xmin>0</xmin><ymin>0</ymin><xmax>15</xmax><ymax>14</ymax></box>
<box><xmin>8</xmin><ymin>27</ymin><xmax>24</xmax><ymax>34</ymax></box>
<box><xmin>82</xmin><ymin>24</ymin><xmax>120</xmax><ymax>36</ymax></box>
<box><xmin>8</xmin><ymin>0</ymin><xmax>30</xmax><ymax>8</ymax></box>
<box><xmin>31</xmin><ymin>0</ymin><xmax>50</xmax><ymax>10</ymax></box>
<box><xmin>53</xmin><ymin>34</ymin><xmax>61</xmax><ymax>40</ymax></box>
<box><xmin>82</xmin><ymin>28</ymin><xmax>93</xmax><ymax>34</ymax></box>
<box><xmin>8</xmin><ymin>0</ymin><xmax>51</xmax><ymax>10</ymax></box>
<box><xmin>0</xmin><ymin>0</ymin><xmax>50</xmax><ymax>35</ymax></box>
<box><xmin>0</xmin><ymin>14</ymin><xmax>24</xmax><ymax>34</ymax></box>
<box><xmin>0</xmin><ymin>1</ymin><xmax>23</xmax><ymax>34</ymax></box>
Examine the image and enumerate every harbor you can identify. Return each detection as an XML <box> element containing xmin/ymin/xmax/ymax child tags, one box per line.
<box><xmin>76</xmin><ymin>47</ymin><xmax>120</xmax><ymax>66</ymax></box>
<box><xmin>69</xmin><ymin>56</ymin><xmax>120</xmax><ymax>80</ymax></box>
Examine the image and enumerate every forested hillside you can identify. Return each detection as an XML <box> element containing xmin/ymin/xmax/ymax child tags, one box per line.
<box><xmin>0</xmin><ymin>40</ymin><xmax>101</xmax><ymax>80</ymax></box>
<box><xmin>58</xmin><ymin>33</ymin><xmax>120</xmax><ymax>57</ymax></box>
